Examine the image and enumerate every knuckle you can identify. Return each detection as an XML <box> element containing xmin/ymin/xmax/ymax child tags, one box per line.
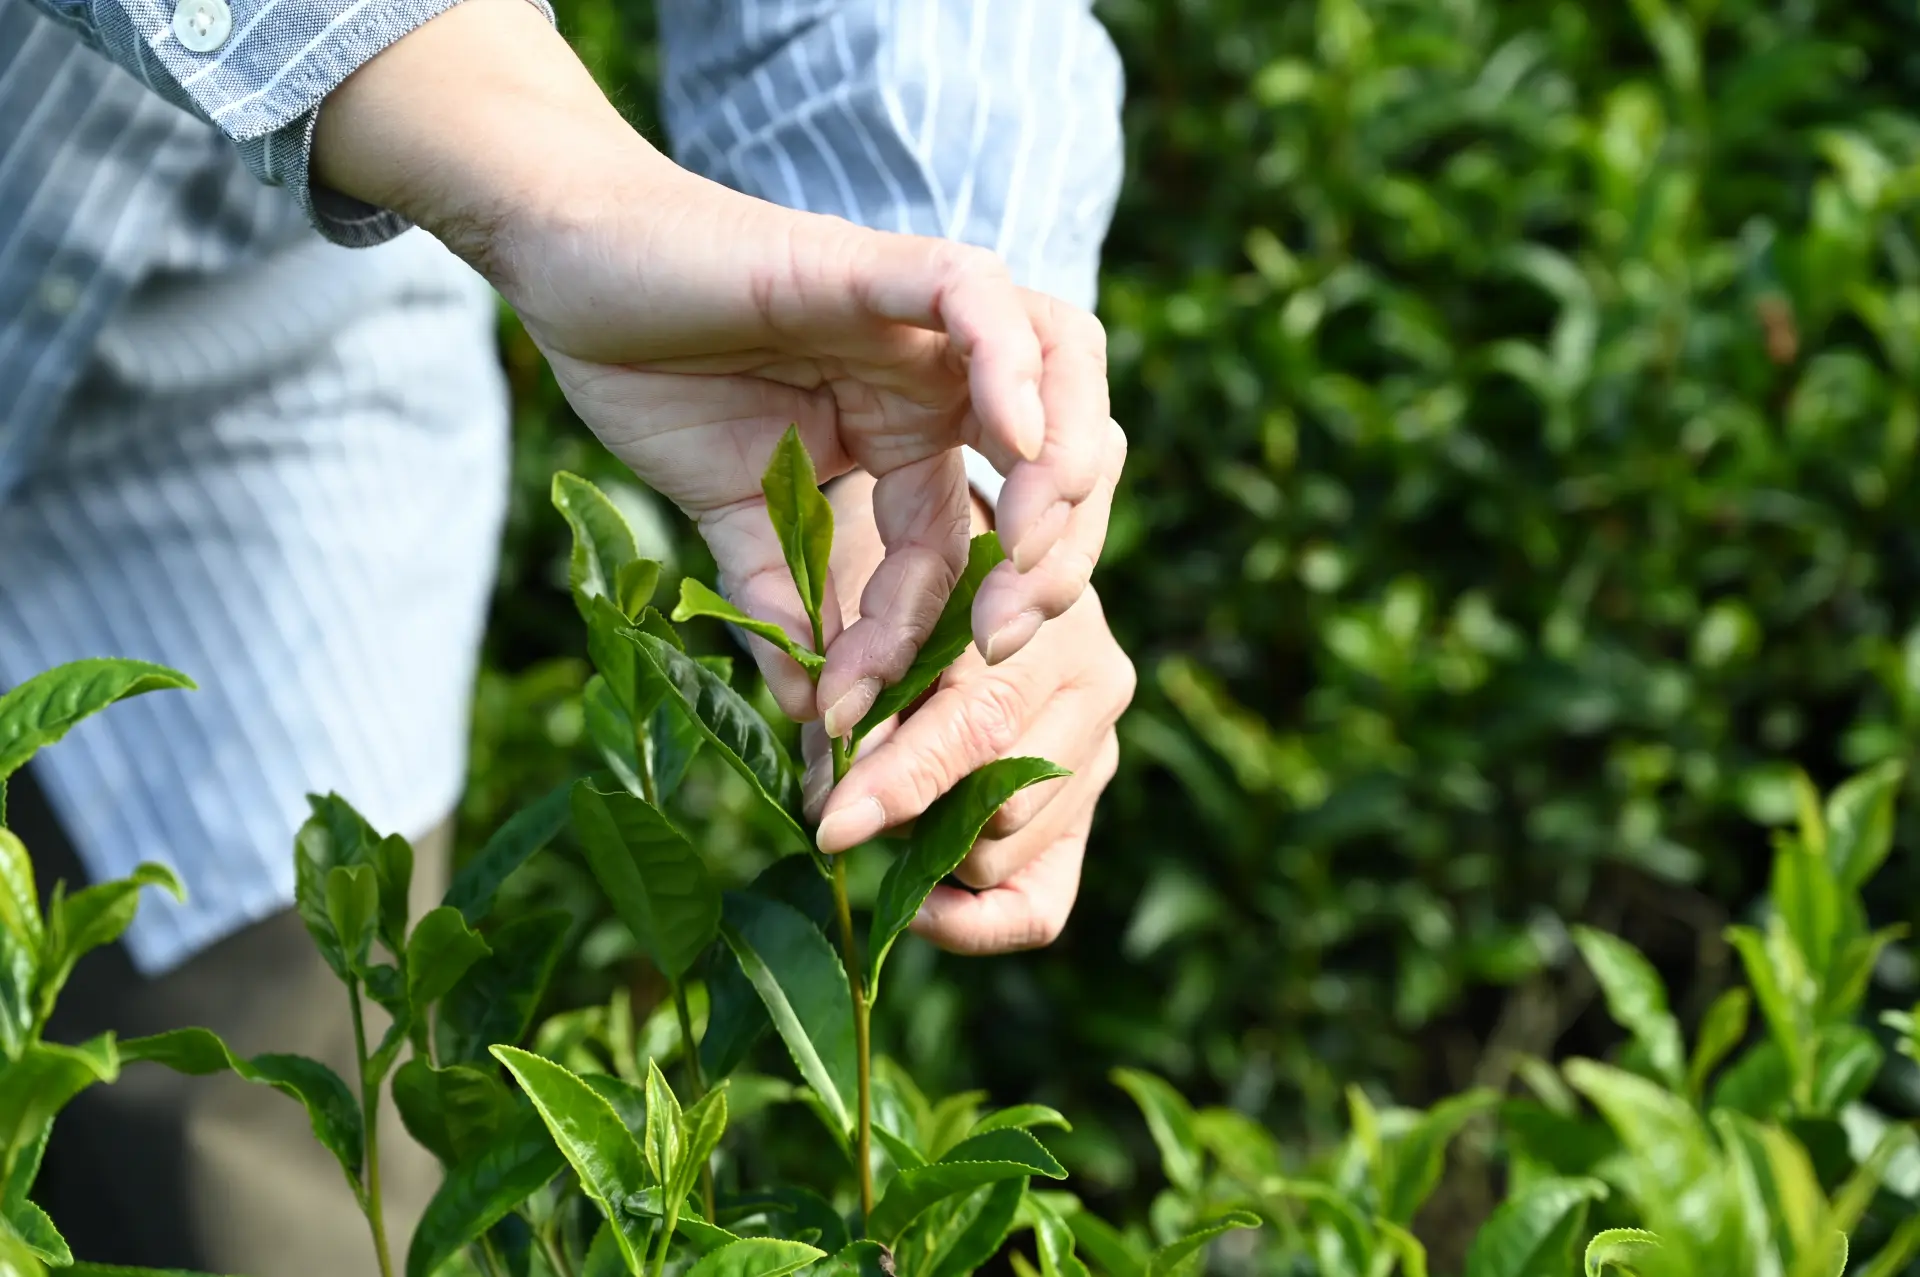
<box><xmin>1020</xmin><ymin>907</ymin><xmax>1068</xmax><ymax>950</ymax></box>
<box><xmin>958</xmin><ymin>679</ymin><xmax>1027</xmax><ymax>759</ymax></box>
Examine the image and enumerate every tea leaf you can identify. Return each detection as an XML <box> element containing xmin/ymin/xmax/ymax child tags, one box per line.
<box><xmin>867</xmin><ymin>757</ymin><xmax>1069</xmax><ymax>995</ymax></box>
<box><xmin>723</xmin><ymin>1186</ymin><xmax>848</xmax><ymax>1255</ymax></box>
<box><xmin>1811</xmin><ymin>1024</ymin><xmax>1882</xmax><ymax>1113</ymax></box>
<box><xmin>5</xmin><ymin>1196</ymin><xmax>68</xmax><ymax>1266</ymax></box>
<box><xmin>0</xmin><ymin>1036</ymin><xmax>117</xmax><ymax>1190</ymax></box>
<box><xmin>494</xmin><ymin>1046</ymin><xmax>655</xmax><ymax>1269</ymax></box>
<box><xmin>972</xmin><ymin>1105</ymin><xmax>1072</xmax><ymax>1138</ymax></box>
<box><xmin>1566</xmin><ymin>1060</ymin><xmax>1717</xmax><ymax>1211</ymax></box>
<box><xmin>650</xmin><ymin>661</ymin><xmax>730</xmax><ymax>803</ymax></box>
<box><xmin>854</xmin><ymin>534</ymin><xmax>1007</xmax><ymax>743</ymax></box>
<box><xmin>869</xmin><ymin>1129</ymin><xmax>1067</xmax><ymax>1242</ymax></box>
<box><xmin>687</xmin><ymin>1237</ymin><xmax>827</xmax><ymax>1277</ymax></box>
<box><xmin>1857</xmin><ymin>1215</ymin><xmax>1920</xmax><ymax>1277</ymax></box>
<box><xmin>1030</xmin><ymin>1193</ymin><xmax>1092</xmax><ymax>1277</ymax></box>
<box><xmin>874</xmin><ymin>1122</ymin><xmax>927</xmax><ymax>1169</ymax></box>
<box><xmin>627</xmin><ymin>632</ymin><xmax>808</xmax><ymax>850</ymax></box>
<box><xmin>589</xmin><ymin>595</ymin><xmax>673</xmax><ymax>725</ymax></box>
<box><xmin>35</xmin><ymin>863</ymin><xmax>182</xmax><ymax>1020</ymax></box>
<box><xmin>0</xmin><ymin>832</ymin><xmax>36</xmax><ymax>1061</ymax></box>
<box><xmin>436</xmin><ymin>910</ymin><xmax>571</xmax><ymax>1066</ymax></box>
<box><xmin>1571</xmin><ymin>927</ymin><xmax>1685</xmax><ymax>1090</ymax></box>
<box><xmin>1065</xmin><ymin>1211</ymin><xmax>1148</xmax><ymax>1277</ymax></box>
<box><xmin>572</xmin><ymin>782</ymin><xmax>720</xmax><ymax>982</ymax></box>
<box><xmin>403</xmin><ymin>906</ymin><xmax>492</xmax><ymax>1015</ymax></box>
<box><xmin>293</xmin><ymin>794</ymin><xmax>380</xmax><ymax>980</ymax></box>
<box><xmin>119</xmin><ymin>1028</ymin><xmax>361</xmax><ymax>1188</ymax></box>
<box><xmin>817</xmin><ymin>1240</ymin><xmax>893</xmax><ymax>1277</ymax></box>
<box><xmin>1687</xmin><ymin>987</ymin><xmax>1751</xmax><ymax>1100</ymax></box>
<box><xmin>926</xmin><ymin>1179</ymin><xmax>1027</xmax><ymax>1277</ymax></box>
<box><xmin>442</xmin><ymin>779</ymin><xmax>573</xmax><ymax>925</ymax></box>
<box><xmin>392</xmin><ymin>1059</ymin><xmax>513</xmax><ymax>1166</ymax></box>
<box><xmin>761</xmin><ymin>425</ymin><xmax>835</xmax><ymax>649</ymax></box>
<box><xmin>673</xmin><ymin>579</ymin><xmax>824</xmax><ymax>674</ymax></box>
<box><xmin>1377</xmin><ymin>1221</ymin><xmax>1429</xmax><ymax>1277</ymax></box>
<box><xmin>553</xmin><ymin>472</ymin><xmax>642</xmax><ymax>619</ymax></box>
<box><xmin>678</xmin><ymin>1083</ymin><xmax>729</xmax><ymax>1198</ymax></box>
<box><xmin>1824</xmin><ymin>759</ymin><xmax>1904</xmax><ymax>889</ymax></box>
<box><xmin>719</xmin><ymin>892</ymin><xmax>857</xmax><ymax>1139</ymax></box>
<box><xmin>618</xmin><ymin>559</ymin><xmax>663</xmax><ymax>619</ymax></box>
<box><xmin>1771</xmin><ymin>839</ymin><xmax>1842</xmax><ymax>992</ymax></box>
<box><xmin>370</xmin><ymin>834</ymin><xmax>413</xmax><ymax>956</ymax></box>
<box><xmin>584</xmin><ymin>675</ymin><xmax>649</xmax><ymax>799</ymax></box>
<box><xmin>1727</xmin><ymin>923</ymin><xmax>1812</xmax><ymax>1090</ymax></box>
<box><xmin>644</xmin><ymin>1058</ymin><xmax>684</xmax><ymax>1186</ymax></box>
<box><xmin>405</xmin><ymin>1102</ymin><xmax>567</xmax><ymax>1277</ymax></box>
<box><xmin>1144</xmin><ymin>1211</ymin><xmax>1259</xmax><ymax>1277</ymax></box>
<box><xmin>0</xmin><ymin>659</ymin><xmax>194</xmax><ymax>823</ymax></box>
<box><xmin>1463</xmin><ymin>1176</ymin><xmax>1607</xmax><ymax>1277</ymax></box>
<box><xmin>700</xmin><ymin>859</ymin><xmax>836</xmax><ymax>1083</ymax></box>
<box><xmin>326</xmin><ymin>864</ymin><xmax>379</xmax><ymax>975</ymax></box>
<box><xmin>1111</xmin><ymin>1068</ymin><xmax>1203</xmax><ymax>1194</ymax></box>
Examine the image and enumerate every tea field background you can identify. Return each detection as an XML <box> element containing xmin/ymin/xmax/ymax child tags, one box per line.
<box><xmin>458</xmin><ymin>0</ymin><xmax>1920</xmax><ymax>1244</ymax></box>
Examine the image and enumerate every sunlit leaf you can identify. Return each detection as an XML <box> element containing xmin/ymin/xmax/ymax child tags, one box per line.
<box><xmin>673</xmin><ymin>579</ymin><xmax>823</xmax><ymax>673</ymax></box>
<box><xmin>571</xmin><ymin>782</ymin><xmax>720</xmax><ymax>982</ymax></box>
<box><xmin>0</xmin><ymin>660</ymin><xmax>194</xmax><ymax>823</ymax></box>
<box><xmin>760</xmin><ymin>425</ymin><xmax>835</xmax><ymax>649</ymax></box>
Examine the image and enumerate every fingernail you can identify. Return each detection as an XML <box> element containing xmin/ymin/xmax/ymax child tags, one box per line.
<box><xmin>802</xmin><ymin>755</ymin><xmax>832</xmax><ymax>822</ymax></box>
<box><xmin>1011</xmin><ymin>501</ymin><xmax>1071</xmax><ymax>572</ymax></box>
<box><xmin>1015</xmin><ymin>381</ymin><xmax>1045</xmax><ymax>462</ymax></box>
<box><xmin>823</xmin><ymin>677</ymin><xmax>881</xmax><ymax>738</ymax></box>
<box><xmin>983</xmin><ymin>609</ymin><xmax>1044</xmax><ymax>664</ymax></box>
<box><xmin>817</xmin><ymin>796</ymin><xmax>888</xmax><ymax>852</ymax></box>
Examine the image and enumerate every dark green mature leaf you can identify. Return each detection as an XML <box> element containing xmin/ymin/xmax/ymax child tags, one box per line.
<box><xmin>572</xmin><ymin>782</ymin><xmax>720</xmax><ymax>983</ymax></box>
<box><xmin>0</xmin><ymin>830</ymin><xmax>39</xmax><ymax>1059</ymax></box>
<box><xmin>927</xmin><ymin>1178</ymin><xmax>1027</xmax><ymax>1277</ymax></box>
<box><xmin>701</xmin><ymin>858</ymin><xmax>836</xmax><ymax>1082</ymax></box>
<box><xmin>1571</xmin><ymin>927</ymin><xmax>1685</xmax><ymax>1090</ymax></box>
<box><xmin>854</xmin><ymin>534</ymin><xmax>1006</xmax><ymax>743</ymax></box>
<box><xmin>405</xmin><ymin>906</ymin><xmax>492</xmax><ymax>1013</ymax></box>
<box><xmin>584</xmin><ymin>674</ymin><xmax>649</xmax><ymax>801</ymax></box>
<box><xmin>554</xmin><ymin>472</ymin><xmax>642</xmax><ymax>619</ymax></box>
<box><xmin>718</xmin><ymin>892</ymin><xmax>857</xmax><ymax>1139</ymax></box>
<box><xmin>589</xmin><ymin>595</ymin><xmax>672</xmax><ymax>732</ymax></box>
<box><xmin>35</xmin><ymin>863</ymin><xmax>183</xmax><ymax>1021</ymax></box>
<box><xmin>435</xmin><ymin>910</ymin><xmax>571</xmax><ymax>1066</ymax></box>
<box><xmin>405</xmin><ymin>1102</ymin><xmax>567</xmax><ymax>1277</ymax></box>
<box><xmin>294</xmin><ymin>794</ymin><xmax>380</xmax><ymax>980</ymax></box>
<box><xmin>370</xmin><ymin>833</ymin><xmax>413</xmax><ymax>956</ymax></box>
<box><xmin>688</xmin><ymin>1237</ymin><xmax>827</xmax><ymax>1277</ymax></box>
<box><xmin>869</xmin><ymin>1129</ymin><xmax>1067</xmax><ymax>1243</ymax></box>
<box><xmin>1144</xmin><ymin>1212</ymin><xmax>1259</xmax><ymax>1277</ymax></box>
<box><xmin>720</xmin><ymin>1186</ymin><xmax>847</xmax><ymax>1255</ymax></box>
<box><xmin>442</xmin><ymin>779</ymin><xmax>573</xmax><ymax>925</ymax></box>
<box><xmin>1029</xmin><ymin>1193</ymin><xmax>1092</xmax><ymax>1277</ymax></box>
<box><xmin>1824</xmin><ymin>760</ymin><xmax>1904</xmax><ymax>890</ymax></box>
<box><xmin>761</xmin><ymin>425</ymin><xmax>835</xmax><ymax>648</ymax></box>
<box><xmin>0</xmin><ymin>659</ymin><xmax>195</xmax><ymax>823</ymax></box>
<box><xmin>1111</xmin><ymin>1068</ymin><xmax>1203</xmax><ymax>1194</ymax></box>
<box><xmin>651</xmin><ymin>660</ymin><xmax>730</xmax><ymax>803</ymax></box>
<box><xmin>674</xmin><ymin>579</ymin><xmax>824</xmax><ymax>674</ymax></box>
<box><xmin>584</xmin><ymin>1072</ymin><xmax>651</xmax><ymax>1137</ymax></box>
<box><xmin>493</xmin><ymin>1046</ymin><xmax>655</xmax><ymax>1270</ymax></box>
<box><xmin>0</xmin><ymin>1036</ymin><xmax>117</xmax><ymax>1187</ymax></box>
<box><xmin>627</xmin><ymin>632</ymin><xmax>807</xmax><ymax>849</ymax></box>
<box><xmin>868</xmin><ymin>757</ymin><xmax>1068</xmax><ymax>994</ymax></box>
<box><xmin>393</xmin><ymin>1058</ymin><xmax>513</xmax><ymax>1166</ymax></box>
<box><xmin>815</xmin><ymin>1240</ymin><xmax>891</xmax><ymax>1277</ymax></box>
<box><xmin>119</xmin><ymin>1028</ymin><xmax>362</xmax><ymax>1187</ymax></box>
<box><xmin>1464</xmin><ymin>1177</ymin><xmax>1607</xmax><ymax>1277</ymax></box>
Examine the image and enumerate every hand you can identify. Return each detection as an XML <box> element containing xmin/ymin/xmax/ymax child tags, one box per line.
<box><xmin>313</xmin><ymin>0</ymin><xmax>1116</xmax><ymax>728</ymax></box>
<box><xmin>799</xmin><ymin>474</ymin><xmax>1135</xmax><ymax>953</ymax></box>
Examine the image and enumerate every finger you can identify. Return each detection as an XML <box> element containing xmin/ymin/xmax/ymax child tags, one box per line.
<box><xmin>852</xmin><ymin>236</ymin><xmax>1047</xmax><ymax>462</ymax></box>
<box><xmin>816</xmin><ymin>452</ymin><xmax>971</xmax><ymax>738</ymax></box>
<box><xmin>909</xmin><ymin>817</ymin><xmax>1092</xmax><ymax>955</ymax></box>
<box><xmin>993</xmin><ymin>295</ymin><xmax>1112</xmax><ymax>573</ymax></box>
<box><xmin>703</xmin><ymin>498</ymin><xmax>847</xmax><ymax>722</ymax></box>
<box><xmin>801</xmin><ymin>714</ymin><xmax>900</xmax><ymax>824</ymax></box>
<box><xmin>973</xmin><ymin>419</ymin><xmax>1124</xmax><ymax>664</ymax></box>
<box><xmin>813</xmin><ymin>647</ymin><xmax>1057</xmax><ymax>853</ymax></box>
<box><xmin>961</xmin><ymin>731</ymin><xmax>1117</xmax><ymax>888</ymax></box>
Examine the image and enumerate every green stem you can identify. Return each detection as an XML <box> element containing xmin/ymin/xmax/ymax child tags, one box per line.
<box><xmin>671</xmin><ymin>980</ymin><xmax>718</xmax><ymax>1221</ymax></box>
<box><xmin>647</xmin><ymin>1209</ymin><xmax>675</xmax><ymax>1277</ymax></box>
<box><xmin>826</xmin><ymin>729</ymin><xmax>873</xmax><ymax>1225</ymax></box>
<box><xmin>348</xmin><ymin>982</ymin><xmax>398</xmax><ymax>1277</ymax></box>
<box><xmin>475</xmin><ymin>1234</ymin><xmax>507</xmax><ymax>1277</ymax></box>
<box><xmin>536</xmin><ymin>1222</ymin><xmax>575</xmax><ymax>1277</ymax></box>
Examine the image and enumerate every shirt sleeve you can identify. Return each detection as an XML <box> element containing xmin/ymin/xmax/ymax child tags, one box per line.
<box><xmin>27</xmin><ymin>0</ymin><xmax>553</xmax><ymax>247</ymax></box>
<box><xmin>655</xmin><ymin>0</ymin><xmax>1127</xmax><ymax>511</ymax></box>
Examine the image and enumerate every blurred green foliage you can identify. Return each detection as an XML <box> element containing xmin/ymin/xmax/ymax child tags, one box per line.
<box><xmin>464</xmin><ymin>0</ymin><xmax>1920</xmax><ymax>1240</ymax></box>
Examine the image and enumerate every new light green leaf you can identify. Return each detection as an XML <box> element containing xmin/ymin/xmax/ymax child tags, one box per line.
<box><xmin>0</xmin><ymin>830</ymin><xmax>36</xmax><ymax>1060</ymax></box>
<box><xmin>1687</xmin><ymin>987</ymin><xmax>1750</xmax><ymax>1099</ymax></box>
<box><xmin>678</xmin><ymin>1082</ymin><xmax>729</xmax><ymax>1197</ymax></box>
<box><xmin>926</xmin><ymin>1178</ymin><xmax>1028</xmax><ymax>1277</ymax></box>
<box><xmin>816</xmin><ymin>1241</ymin><xmax>892</xmax><ymax>1277</ymax></box>
<box><xmin>293</xmin><ymin>794</ymin><xmax>380</xmax><ymax>980</ymax></box>
<box><xmin>0</xmin><ymin>659</ymin><xmax>195</xmax><ymax>823</ymax></box>
<box><xmin>1380</xmin><ymin>1089</ymin><xmax>1500</xmax><ymax>1225</ymax></box>
<box><xmin>1144</xmin><ymin>1212</ymin><xmax>1260</xmax><ymax>1277</ymax></box>
<box><xmin>404</xmin><ymin>906</ymin><xmax>492</xmax><ymax>1012</ymax></box>
<box><xmin>571</xmin><ymin>782</ymin><xmax>720</xmax><ymax>983</ymax></box>
<box><xmin>435</xmin><ymin>911</ymin><xmax>571</xmax><ymax>1065</ymax></box>
<box><xmin>854</xmin><ymin>533</ymin><xmax>1006</xmax><ymax>743</ymax></box>
<box><xmin>972</xmin><ymin>1105</ymin><xmax>1072</xmax><ymax>1138</ymax></box>
<box><xmin>719</xmin><ymin>892</ymin><xmax>857</xmax><ymax>1139</ymax></box>
<box><xmin>1030</xmin><ymin>1193</ymin><xmax>1093</xmax><ymax>1277</ymax></box>
<box><xmin>0</xmin><ymin>1036</ymin><xmax>117</xmax><ymax>1190</ymax></box>
<box><xmin>493</xmin><ymin>1046</ymin><xmax>654</xmax><ymax>1270</ymax></box>
<box><xmin>868</xmin><ymin>757</ymin><xmax>1069</xmax><ymax>995</ymax></box>
<box><xmin>326</xmin><ymin>863</ymin><xmax>379</xmax><ymax>974</ymax></box>
<box><xmin>868</xmin><ymin>1129</ymin><xmax>1067</xmax><ymax>1243</ymax></box>
<box><xmin>404</xmin><ymin>1102</ymin><xmax>567</xmax><ymax>1277</ymax></box>
<box><xmin>1463</xmin><ymin>1177</ymin><xmax>1607</xmax><ymax>1277</ymax></box>
<box><xmin>644</xmin><ymin>1058</ymin><xmax>683</xmax><ymax>1186</ymax></box>
<box><xmin>5</xmin><ymin>1197</ymin><xmax>68</xmax><ymax>1266</ymax></box>
<box><xmin>35</xmin><ymin>863</ymin><xmax>182</xmax><ymax>1023</ymax></box>
<box><xmin>1111</xmin><ymin>1068</ymin><xmax>1204</xmax><ymax>1194</ymax></box>
<box><xmin>554</xmin><ymin>472</ymin><xmax>642</xmax><ymax>619</ymax></box>
<box><xmin>1065</xmin><ymin>1210</ymin><xmax>1149</xmax><ymax>1277</ymax></box>
<box><xmin>1571</xmin><ymin>926</ymin><xmax>1684</xmax><ymax>1090</ymax></box>
<box><xmin>673</xmin><ymin>579</ymin><xmax>824</xmax><ymax>673</ymax></box>
<box><xmin>1584</xmin><ymin>1229</ymin><xmax>1660</xmax><ymax>1276</ymax></box>
<box><xmin>441</xmin><ymin>779</ymin><xmax>573</xmax><ymax>924</ymax></box>
<box><xmin>686</xmin><ymin>1237</ymin><xmax>826</xmax><ymax>1277</ymax></box>
<box><xmin>1823</xmin><ymin>759</ymin><xmax>1903</xmax><ymax>889</ymax></box>
<box><xmin>392</xmin><ymin>1058</ymin><xmax>513</xmax><ymax>1166</ymax></box>
<box><xmin>118</xmin><ymin>1028</ymin><xmax>361</xmax><ymax>1188</ymax></box>
<box><xmin>626</xmin><ymin>631</ymin><xmax>808</xmax><ymax>850</ymax></box>
<box><xmin>761</xmin><ymin>425</ymin><xmax>835</xmax><ymax>649</ymax></box>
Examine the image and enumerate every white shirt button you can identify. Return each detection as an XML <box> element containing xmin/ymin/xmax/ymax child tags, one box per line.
<box><xmin>172</xmin><ymin>0</ymin><xmax>232</xmax><ymax>53</ymax></box>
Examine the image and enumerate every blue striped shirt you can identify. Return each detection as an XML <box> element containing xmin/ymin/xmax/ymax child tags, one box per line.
<box><xmin>0</xmin><ymin>0</ymin><xmax>1124</xmax><ymax>972</ymax></box>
